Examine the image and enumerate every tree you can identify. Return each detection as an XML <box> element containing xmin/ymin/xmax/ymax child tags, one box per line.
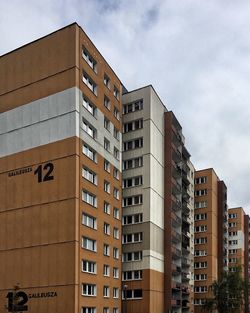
<box><xmin>202</xmin><ymin>267</ymin><xmax>248</xmax><ymax>313</ymax></box>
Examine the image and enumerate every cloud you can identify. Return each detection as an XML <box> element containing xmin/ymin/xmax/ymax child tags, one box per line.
<box><xmin>1</xmin><ymin>0</ymin><xmax>250</xmax><ymax>212</ymax></box>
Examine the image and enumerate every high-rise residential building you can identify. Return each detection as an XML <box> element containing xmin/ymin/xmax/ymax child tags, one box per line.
<box><xmin>193</xmin><ymin>169</ymin><xmax>228</xmax><ymax>311</ymax></box>
<box><xmin>122</xmin><ymin>86</ymin><xmax>194</xmax><ymax>313</ymax></box>
<box><xmin>0</xmin><ymin>23</ymin><xmax>123</xmax><ymax>313</ymax></box>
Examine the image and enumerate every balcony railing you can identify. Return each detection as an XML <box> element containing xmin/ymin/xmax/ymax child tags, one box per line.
<box><xmin>172</xmin><ymin>230</ymin><xmax>182</xmax><ymax>243</ymax></box>
<box><xmin>172</xmin><ymin>246</ymin><xmax>182</xmax><ymax>259</ymax></box>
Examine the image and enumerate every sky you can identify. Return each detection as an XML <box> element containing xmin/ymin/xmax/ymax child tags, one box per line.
<box><xmin>0</xmin><ymin>0</ymin><xmax>250</xmax><ymax>213</ymax></box>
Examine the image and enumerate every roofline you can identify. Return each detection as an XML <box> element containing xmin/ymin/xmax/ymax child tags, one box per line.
<box><xmin>0</xmin><ymin>22</ymin><xmax>125</xmax><ymax>86</ymax></box>
<box><xmin>123</xmin><ymin>84</ymin><xmax>168</xmax><ymax>111</ymax></box>
<box><xmin>195</xmin><ymin>167</ymin><xmax>221</xmax><ymax>179</ymax></box>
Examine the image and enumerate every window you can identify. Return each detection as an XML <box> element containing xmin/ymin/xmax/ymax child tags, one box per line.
<box><xmin>104</xmin><ymin>95</ymin><xmax>111</xmax><ymax>110</ymax></box>
<box><xmin>123</xmin><ymin>176</ymin><xmax>143</xmax><ymax>188</ymax></box>
<box><xmin>104</xmin><ymin>117</ymin><xmax>110</xmax><ymax>131</ymax></box>
<box><xmin>229</xmin><ymin>249</ymin><xmax>237</xmax><ymax>254</ymax></box>
<box><xmin>113</xmin><ymin>227</ymin><xmax>119</xmax><ymax>239</ymax></box>
<box><xmin>114</xmin><ymin>147</ymin><xmax>120</xmax><ymax>160</ymax></box>
<box><xmin>195</xmin><ymin>201</ymin><xmax>207</xmax><ymax>209</ymax></box>
<box><xmin>229</xmin><ymin>231</ymin><xmax>238</xmax><ymax>236</ymax></box>
<box><xmin>82</xmin><ymin>260</ymin><xmax>96</xmax><ymax>274</ymax></box>
<box><xmin>114</xmin><ymin>86</ymin><xmax>120</xmax><ymax>100</ymax></box>
<box><xmin>194</xmin><ymin>189</ymin><xmax>207</xmax><ymax>197</ymax></box>
<box><xmin>194</xmin><ymin>274</ymin><xmax>207</xmax><ymax>281</ymax></box>
<box><xmin>113</xmin><ymin>288</ymin><xmax>119</xmax><ymax>298</ymax></box>
<box><xmin>229</xmin><ymin>213</ymin><xmax>237</xmax><ymax>219</ymax></box>
<box><xmin>194</xmin><ymin>286</ymin><xmax>208</xmax><ymax>293</ymax></box>
<box><xmin>195</xmin><ymin>176</ymin><xmax>207</xmax><ymax>184</ymax></box>
<box><xmin>104</xmin><ymin>244</ymin><xmax>110</xmax><ymax>256</ymax></box>
<box><xmin>229</xmin><ymin>258</ymin><xmax>237</xmax><ymax>263</ymax></box>
<box><xmin>82</xmin><ymin>213</ymin><xmax>97</xmax><ymax>229</ymax></box>
<box><xmin>113</xmin><ymin>247</ymin><xmax>119</xmax><ymax>259</ymax></box>
<box><xmin>83</xmin><ymin>143</ymin><xmax>97</xmax><ymax>162</ymax></box>
<box><xmin>123</xmin><ymin>99</ymin><xmax>143</xmax><ymax>114</ymax></box>
<box><xmin>123</xmin><ymin>157</ymin><xmax>143</xmax><ymax>170</ymax></box>
<box><xmin>194</xmin><ymin>250</ymin><xmax>207</xmax><ymax>257</ymax></box>
<box><xmin>122</xmin><ymin>270</ymin><xmax>143</xmax><ymax>281</ymax></box>
<box><xmin>113</xmin><ymin>207</ymin><xmax>120</xmax><ymax>219</ymax></box>
<box><xmin>123</xmin><ymin>119</ymin><xmax>143</xmax><ymax>133</ymax></box>
<box><xmin>113</xmin><ymin>188</ymin><xmax>119</xmax><ymax>200</ymax></box>
<box><xmin>123</xmin><ymin>289</ymin><xmax>142</xmax><ymax>299</ymax></box>
<box><xmin>82</xmin><ymin>48</ymin><xmax>97</xmax><ymax>73</ymax></box>
<box><xmin>103</xmin><ymin>308</ymin><xmax>109</xmax><ymax>313</ymax></box>
<box><xmin>82</xmin><ymin>308</ymin><xmax>96</xmax><ymax>313</ymax></box>
<box><xmin>103</xmin><ymin>264</ymin><xmax>110</xmax><ymax>276</ymax></box>
<box><xmin>104</xmin><ymin>201</ymin><xmax>110</xmax><ymax>214</ymax></box>
<box><xmin>123</xmin><ymin>232</ymin><xmax>143</xmax><ymax>244</ymax></box>
<box><xmin>82</xmin><ymin>237</ymin><xmax>97</xmax><ymax>252</ymax></box>
<box><xmin>194</xmin><ymin>213</ymin><xmax>207</xmax><ymax>221</ymax></box>
<box><xmin>194</xmin><ymin>299</ymin><xmax>205</xmax><ymax>306</ymax></box>
<box><xmin>122</xmin><ymin>251</ymin><xmax>142</xmax><ymax>262</ymax></box>
<box><xmin>229</xmin><ymin>240</ymin><xmax>238</xmax><ymax>245</ymax></box>
<box><xmin>123</xmin><ymin>213</ymin><xmax>143</xmax><ymax>225</ymax></box>
<box><xmin>103</xmin><ymin>286</ymin><xmax>110</xmax><ymax>298</ymax></box>
<box><xmin>82</xmin><ymin>167</ymin><xmax>97</xmax><ymax>185</ymax></box>
<box><xmin>83</xmin><ymin>119</ymin><xmax>96</xmax><ymax>138</ymax></box>
<box><xmin>83</xmin><ymin>95</ymin><xmax>96</xmax><ymax>116</ymax></box>
<box><xmin>229</xmin><ymin>222</ymin><xmax>237</xmax><ymax>227</ymax></box>
<box><xmin>104</xmin><ymin>181</ymin><xmax>110</xmax><ymax>193</ymax></box>
<box><xmin>194</xmin><ymin>262</ymin><xmax>207</xmax><ymax>269</ymax></box>
<box><xmin>104</xmin><ymin>138</ymin><xmax>110</xmax><ymax>151</ymax></box>
<box><xmin>113</xmin><ymin>267</ymin><xmax>119</xmax><ymax>278</ymax></box>
<box><xmin>104</xmin><ymin>74</ymin><xmax>110</xmax><ymax>89</ymax></box>
<box><xmin>113</xmin><ymin>309</ymin><xmax>118</xmax><ymax>313</ymax></box>
<box><xmin>123</xmin><ymin>138</ymin><xmax>143</xmax><ymax>151</ymax></box>
<box><xmin>122</xmin><ymin>195</ymin><xmax>143</xmax><ymax>207</ymax></box>
<box><xmin>82</xmin><ymin>284</ymin><xmax>96</xmax><ymax>296</ymax></box>
<box><xmin>194</xmin><ymin>237</ymin><xmax>207</xmax><ymax>245</ymax></box>
<box><xmin>194</xmin><ymin>225</ymin><xmax>207</xmax><ymax>233</ymax></box>
<box><xmin>82</xmin><ymin>190</ymin><xmax>97</xmax><ymax>207</ymax></box>
<box><xmin>113</xmin><ymin>128</ymin><xmax>119</xmax><ymax>140</ymax></box>
<box><xmin>82</xmin><ymin>72</ymin><xmax>97</xmax><ymax>95</ymax></box>
<box><xmin>114</xmin><ymin>107</ymin><xmax>120</xmax><ymax>120</ymax></box>
<box><xmin>104</xmin><ymin>222</ymin><xmax>110</xmax><ymax>235</ymax></box>
<box><xmin>104</xmin><ymin>159</ymin><xmax>110</xmax><ymax>172</ymax></box>
<box><xmin>113</xmin><ymin>168</ymin><xmax>119</xmax><ymax>180</ymax></box>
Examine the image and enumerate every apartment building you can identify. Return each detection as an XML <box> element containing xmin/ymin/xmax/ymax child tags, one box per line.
<box><xmin>122</xmin><ymin>86</ymin><xmax>194</xmax><ymax>313</ymax></box>
<box><xmin>193</xmin><ymin>169</ymin><xmax>228</xmax><ymax>311</ymax></box>
<box><xmin>0</xmin><ymin>23</ymin><xmax>122</xmax><ymax>313</ymax></box>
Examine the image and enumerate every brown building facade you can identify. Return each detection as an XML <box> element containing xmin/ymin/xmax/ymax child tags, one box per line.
<box><xmin>0</xmin><ymin>23</ymin><xmax>122</xmax><ymax>313</ymax></box>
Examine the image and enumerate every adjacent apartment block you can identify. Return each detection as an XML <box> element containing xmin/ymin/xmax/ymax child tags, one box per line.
<box><xmin>0</xmin><ymin>23</ymin><xmax>123</xmax><ymax>313</ymax></box>
<box><xmin>193</xmin><ymin>169</ymin><xmax>228</xmax><ymax>311</ymax></box>
<box><xmin>122</xmin><ymin>86</ymin><xmax>194</xmax><ymax>313</ymax></box>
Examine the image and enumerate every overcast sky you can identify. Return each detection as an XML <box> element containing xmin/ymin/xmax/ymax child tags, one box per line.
<box><xmin>1</xmin><ymin>0</ymin><xmax>250</xmax><ymax>213</ymax></box>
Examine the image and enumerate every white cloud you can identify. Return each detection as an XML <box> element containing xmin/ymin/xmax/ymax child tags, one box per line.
<box><xmin>1</xmin><ymin>0</ymin><xmax>250</xmax><ymax>212</ymax></box>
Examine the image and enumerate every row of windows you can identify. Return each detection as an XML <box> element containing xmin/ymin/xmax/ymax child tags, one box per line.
<box><xmin>229</xmin><ymin>231</ymin><xmax>238</xmax><ymax>236</ymax></box>
<box><xmin>194</xmin><ymin>213</ymin><xmax>207</xmax><ymax>221</ymax></box>
<box><xmin>123</xmin><ymin>100</ymin><xmax>143</xmax><ymax>115</ymax></box>
<box><xmin>82</xmin><ymin>237</ymin><xmax>119</xmax><ymax>258</ymax></box>
<box><xmin>194</xmin><ymin>201</ymin><xmax>207</xmax><ymax>209</ymax></box>
<box><xmin>229</xmin><ymin>240</ymin><xmax>238</xmax><ymax>245</ymax></box>
<box><xmin>123</xmin><ymin>138</ymin><xmax>143</xmax><ymax>151</ymax></box>
<box><xmin>123</xmin><ymin>289</ymin><xmax>143</xmax><ymax>299</ymax></box>
<box><xmin>122</xmin><ymin>232</ymin><xmax>143</xmax><ymax>244</ymax></box>
<box><xmin>123</xmin><ymin>119</ymin><xmax>143</xmax><ymax>133</ymax></box>
<box><xmin>82</xmin><ymin>214</ymin><xmax>119</xmax><ymax>238</ymax></box>
<box><xmin>229</xmin><ymin>222</ymin><xmax>237</xmax><ymax>227</ymax></box>
<box><xmin>82</xmin><ymin>283</ymin><xmax>119</xmax><ymax>298</ymax></box>
<box><xmin>194</xmin><ymin>189</ymin><xmax>207</xmax><ymax>197</ymax></box>
<box><xmin>122</xmin><ymin>251</ymin><xmax>142</xmax><ymax>262</ymax></box>
<box><xmin>194</xmin><ymin>286</ymin><xmax>208</xmax><ymax>293</ymax></box>
<box><xmin>194</xmin><ymin>262</ymin><xmax>207</xmax><ymax>269</ymax></box>
<box><xmin>123</xmin><ymin>157</ymin><xmax>143</xmax><ymax>170</ymax></box>
<box><xmin>122</xmin><ymin>176</ymin><xmax>143</xmax><ymax>188</ymax></box>
<box><xmin>82</xmin><ymin>308</ymin><xmax>118</xmax><ymax>313</ymax></box>
<box><xmin>194</xmin><ymin>225</ymin><xmax>207</xmax><ymax>233</ymax></box>
<box><xmin>122</xmin><ymin>195</ymin><xmax>143</xmax><ymax>207</ymax></box>
<box><xmin>122</xmin><ymin>270</ymin><xmax>142</xmax><ymax>281</ymax></box>
<box><xmin>229</xmin><ymin>213</ymin><xmax>237</xmax><ymax>219</ymax></box>
<box><xmin>82</xmin><ymin>260</ymin><xmax>119</xmax><ymax>278</ymax></box>
<box><xmin>194</xmin><ymin>250</ymin><xmax>207</xmax><ymax>257</ymax></box>
<box><xmin>123</xmin><ymin>213</ymin><xmax>143</xmax><ymax>225</ymax></box>
<box><xmin>194</xmin><ymin>299</ymin><xmax>205</xmax><ymax>305</ymax></box>
<box><xmin>82</xmin><ymin>47</ymin><xmax>120</xmax><ymax>101</ymax></box>
<box><xmin>194</xmin><ymin>176</ymin><xmax>207</xmax><ymax>184</ymax></box>
<box><xmin>229</xmin><ymin>258</ymin><xmax>238</xmax><ymax>263</ymax></box>
<box><xmin>194</xmin><ymin>274</ymin><xmax>207</xmax><ymax>281</ymax></box>
<box><xmin>194</xmin><ymin>237</ymin><xmax>207</xmax><ymax>245</ymax></box>
<box><xmin>229</xmin><ymin>249</ymin><xmax>238</xmax><ymax>254</ymax></box>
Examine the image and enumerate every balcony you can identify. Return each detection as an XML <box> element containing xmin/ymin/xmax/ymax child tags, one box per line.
<box><xmin>182</xmin><ymin>245</ymin><xmax>190</xmax><ymax>255</ymax></box>
<box><xmin>172</xmin><ymin>213</ymin><xmax>182</xmax><ymax>228</ymax></box>
<box><xmin>182</xmin><ymin>286</ymin><xmax>190</xmax><ymax>295</ymax></box>
<box><xmin>172</xmin><ymin>229</ymin><xmax>182</xmax><ymax>243</ymax></box>
<box><xmin>172</xmin><ymin>264</ymin><xmax>182</xmax><ymax>276</ymax></box>
<box><xmin>172</xmin><ymin>246</ymin><xmax>182</xmax><ymax>259</ymax></box>
<box><xmin>182</xmin><ymin>257</ymin><xmax>190</xmax><ymax>268</ymax></box>
<box><xmin>172</xmin><ymin>180</ymin><xmax>182</xmax><ymax>196</ymax></box>
<box><xmin>171</xmin><ymin>299</ymin><xmax>181</xmax><ymax>307</ymax></box>
<box><xmin>172</xmin><ymin>198</ymin><xmax>182</xmax><ymax>212</ymax></box>
<box><xmin>172</xmin><ymin>163</ymin><xmax>182</xmax><ymax>179</ymax></box>
<box><xmin>182</xmin><ymin>272</ymin><xmax>190</xmax><ymax>282</ymax></box>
